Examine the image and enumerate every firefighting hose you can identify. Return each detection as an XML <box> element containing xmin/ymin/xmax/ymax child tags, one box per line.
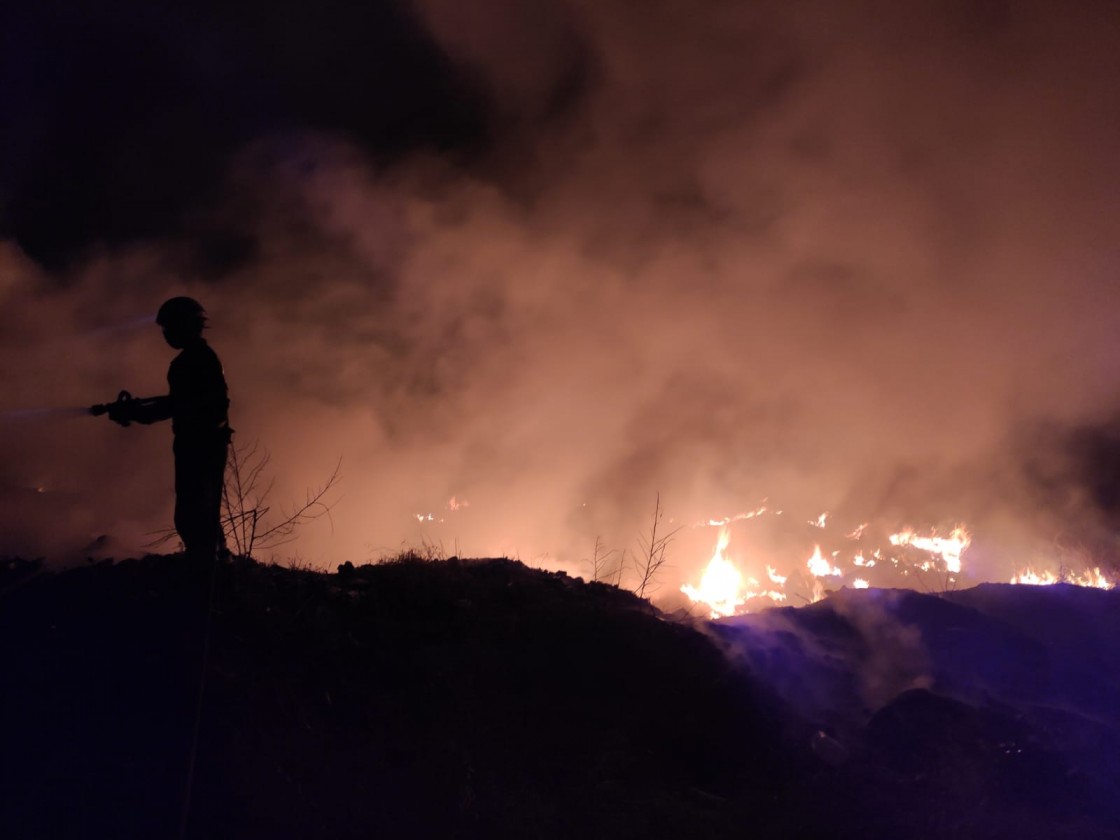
<box><xmin>89</xmin><ymin>390</ymin><xmax>164</xmax><ymax>425</ymax></box>
<box><xmin>1</xmin><ymin>392</ymin><xmax>163</xmax><ymax>425</ymax></box>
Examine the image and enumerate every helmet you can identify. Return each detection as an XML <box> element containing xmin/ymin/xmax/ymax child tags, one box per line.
<box><xmin>156</xmin><ymin>297</ymin><xmax>207</xmax><ymax>328</ymax></box>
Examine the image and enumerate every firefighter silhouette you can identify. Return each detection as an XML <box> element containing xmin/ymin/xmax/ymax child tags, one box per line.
<box><xmin>92</xmin><ymin>297</ymin><xmax>231</xmax><ymax>562</ymax></box>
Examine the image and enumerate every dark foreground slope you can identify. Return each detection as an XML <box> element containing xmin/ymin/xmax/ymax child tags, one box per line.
<box><xmin>0</xmin><ymin>556</ymin><xmax>790</xmax><ymax>840</ymax></box>
<box><xmin>3</xmin><ymin>556</ymin><xmax>1118</xmax><ymax>840</ymax></box>
<box><xmin>714</xmin><ymin>583</ymin><xmax>1120</xmax><ymax>840</ymax></box>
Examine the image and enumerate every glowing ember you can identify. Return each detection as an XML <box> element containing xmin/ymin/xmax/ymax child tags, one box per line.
<box><xmin>853</xmin><ymin>578</ymin><xmax>870</xmax><ymax>589</ymax></box>
<box><xmin>809</xmin><ymin>512</ymin><xmax>829</xmax><ymax>528</ymax></box>
<box><xmin>889</xmin><ymin>526</ymin><xmax>970</xmax><ymax>573</ymax></box>
<box><xmin>1010</xmin><ymin>568</ymin><xmax>1058</xmax><ymax>585</ymax></box>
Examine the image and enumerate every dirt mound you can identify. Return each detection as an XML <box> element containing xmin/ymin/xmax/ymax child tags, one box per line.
<box><xmin>5</xmin><ymin>556</ymin><xmax>1118</xmax><ymax>839</ymax></box>
<box><xmin>0</xmin><ymin>555</ymin><xmax>784</xmax><ymax>839</ymax></box>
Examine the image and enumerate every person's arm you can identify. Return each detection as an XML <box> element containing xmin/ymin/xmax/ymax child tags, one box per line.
<box><xmin>128</xmin><ymin>395</ymin><xmax>172</xmax><ymax>425</ymax></box>
<box><xmin>92</xmin><ymin>392</ymin><xmax>172</xmax><ymax>426</ymax></box>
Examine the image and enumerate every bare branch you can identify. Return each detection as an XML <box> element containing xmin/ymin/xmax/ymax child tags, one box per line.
<box><xmin>221</xmin><ymin>441</ymin><xmax>341</xmax><ymax>559</ymax></box>
<box><xmin>613</xmin><ymin>548</ymin><xmax>628</xmax><ymax>588</ymax></box>
<box><xmin>584</xmin><ymin>536</ymin><xmax>618</xmax><ymax>583</ymax></box>
<box><xmin>632</xmin><ymin>493</ymin><xmax>680</xmax><ymax>599</ymax></box>
<box><xmin>249</xmin><ymin>457</ymin><xmax>342</xmax><ymax>549</ymax></box>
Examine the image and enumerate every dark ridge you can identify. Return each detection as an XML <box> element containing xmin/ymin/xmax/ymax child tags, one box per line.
<box><xmin>0</xmin><ymin>555</ymin><xmax>788</xmax><ymax>839</ymax></box>
<box><xmin>713</xmin><ymin>583</ymin><xmax>1120</xmax><ymax>840</ymax></box>
<box><xmin>4</xmin><ymin>556</ymin><xmax>1118</xmax><ymax>839</ymax></box>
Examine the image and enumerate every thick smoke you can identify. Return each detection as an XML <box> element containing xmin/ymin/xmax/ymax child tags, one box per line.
<box><xmin>2</xmin><ymin>0</ymin><xmax>1119</xmax><ymax>589</ymax></box>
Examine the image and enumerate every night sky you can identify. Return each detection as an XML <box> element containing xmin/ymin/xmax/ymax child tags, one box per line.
<box><xmin>3</xmin><ymin>1</ymin><xmax>1119</xmax><ymax>590</ymax></box>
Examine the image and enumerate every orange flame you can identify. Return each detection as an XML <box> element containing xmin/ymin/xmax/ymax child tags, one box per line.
<box><xmin>681</xmin><ymin>509</ymin><xmax>1112</xmax><ymax>619</ymax></box>
<box><xmin>681</xmin><ymin>529</ymin><xmax>744</xmax><ymax>618</ymax></box>
<box><xmin>806</xmin><ymin>544</ymin><xmax>841</xmax><ymax>578</ymax></box>
<box><xmin>888</xmin><ymin>526</ymin><xmax>970</xmax><ymax>573</ymax></box>
<box><xmin>1010</xmin><ymin>567</ymin><xmax>1113</xmax><ymax>589</ymax></box>
<box><xmin>681</xmin><ymin>528</ymin><xmax>787</xmax><ymax>618</ymax></box>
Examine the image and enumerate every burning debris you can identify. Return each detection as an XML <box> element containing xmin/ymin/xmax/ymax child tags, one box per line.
<box><xmin>806</xmin><ymin>544</ymin><xmax>842</xmax><ymax>579</ymax></box>
<box><xmin>696</xmin><ymin>505</ymin><xmax>769</xmax><ymax>528</ymax></box>
<box><xmin>680</xmin><ymin>528</ymin><xmax>789</xmax><ymax>618</ymax></box>
<box><xmin>888</xmin><ymin>527</ymin><xmax>969</xmax><ymax>574</ymax></box>
<box><xmin>413</xmin><ymin>496</ymin><xmax>472</xmax><ymax>525</ymax></box>
<box><xmin>682</xmin><ymin>505</ymin><xmax>1114</xmax><ymax>618</ymax></box>
<box><xmin>1010</xmin><ymin>566</ymin><xmax>1113</xmax><ymax>590</ymax></box>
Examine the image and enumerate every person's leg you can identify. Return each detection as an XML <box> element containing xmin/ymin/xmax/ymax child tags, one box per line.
<box><xmin>175</xmin><ymin>440</ymin><xmax>226</xmax><ymax>563</ymax></box>
<box><xmin>200</xmin><ymin>441</ymin><xmax>229</xmax><ymax>559</ymax></box>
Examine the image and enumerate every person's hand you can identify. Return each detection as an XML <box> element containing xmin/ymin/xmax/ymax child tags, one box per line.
<box><xmin>91</xmin><ymin>391</ymin><xmax>137</xmax><ymax>426</ymax></box>
<box><xmin>106</xmin><ymin>400</ymin><xmax>134</xmax><ymax>426</ymax></box>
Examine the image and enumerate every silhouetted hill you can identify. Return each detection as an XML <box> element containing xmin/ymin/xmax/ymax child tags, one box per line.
<box><xmin>715</xmin><ymin>583</ymin><xmax>1120</xmax><ymax>840</ymax></box>
<box><xmin>2</xmin><ymin>556</ymin><xmax>1118</xmax><ymax>839</ymax></box>
<box><xmin>0</xmin><ymin>555</ymin><xmax>789</xmax><ymax>839</ymax></box>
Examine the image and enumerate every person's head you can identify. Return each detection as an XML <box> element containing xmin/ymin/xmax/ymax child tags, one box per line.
<box><xmin>156</xmin><ymin>297</ymin><xmax>207</xmax><ymax>348</ymax></box>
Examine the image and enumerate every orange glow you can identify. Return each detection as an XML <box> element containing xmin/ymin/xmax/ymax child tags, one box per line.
<box><xmin>681</xmin><ymin>509</ymin><xmax>1115</xmax><ymax>619</ymax></box>
<box><xmin>806</xmin><ymin>544</ymin><xmax>841</xmax><ymax>578</ymax></box>
<box><xmin>888</xmin><ymin>527</ymin><xmax>970</xmax><ymax>573</ymax></box>
<box><xmin>700</xmin><ymin>505</ymin><xmax>768</xmax><ymax>527</ymax></box>
<box><xmin>811</xmin><ymin>579</ymin><xmax>826</xmax><ymax>604</ymax></box>
<box><xmin>681</xmin><ymin>528</ymin><xmax>787</xmax><ymax>618</ymax></box>
<box><xmin>1011</xmin><ymin>567</ymin><xmax>1113</xmax><ymax>589</ymax></box>
<box><xmin>681</xmin><ymin>529</ymin><xmax>744</xmax><ymax>618</ymax></box>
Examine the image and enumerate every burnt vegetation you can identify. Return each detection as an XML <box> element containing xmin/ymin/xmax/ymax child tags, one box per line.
<box><xmin>1</xmin><ymin>554</ymin><xmax>1118</xmax><ymax>839</ymax></box>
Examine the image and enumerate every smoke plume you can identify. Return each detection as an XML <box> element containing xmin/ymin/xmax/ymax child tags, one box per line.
<box><xmin>3</xmin><ymin>0</ymin><xmax>1119</xmax><ymax>590</ymax></box>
